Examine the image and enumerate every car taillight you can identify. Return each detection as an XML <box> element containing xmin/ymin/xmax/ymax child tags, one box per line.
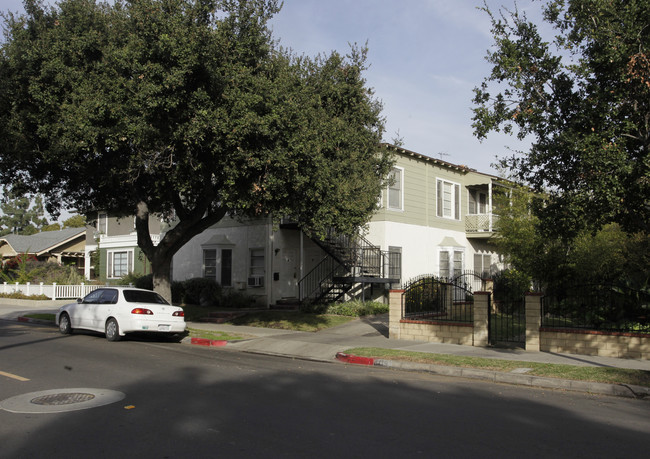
<box><xmin>131</xmin><ymin>308</ymin><xmax>153</xmax><ymax>315</ymax></box>
<box><xmin>173</xmin><ymin>310</ymin><xmax>184</xmax><ymax>317</ymax></box>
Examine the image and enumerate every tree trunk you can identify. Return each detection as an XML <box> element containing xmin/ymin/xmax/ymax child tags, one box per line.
<box><xmin>151</xmin><ymin>255</ymin><xmax>173</xmax><ymax>304</ymax></box>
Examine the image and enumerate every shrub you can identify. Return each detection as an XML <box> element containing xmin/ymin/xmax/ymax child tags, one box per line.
<box><xmin>0</xmin><ymin>292</ymin><xmax>50</xmax><ymax>300</ymax></box>
<box><xmin>2</xmin><ymin>256</ymin><xmax>85</xmax><ymax>285</ymax></box>
<box><xmin>219</xmin><ymin>290</ymin><xmax>256</xmax><ymax>309</ymax></box>
<box><xmin>493</xmin><ymin>268</ymin><xmax>531</xmax><ymax>300</ymax></box>
<box><xmin>326</xmin><ymin>300</ymin><xmax>388</xmax><ymax>317</ymax></box>
<box><xmin>182</xmin><ymin>277</ymin><xmax>221</xmax><ymax>306</ymax></box>
<box><xmin>171</xmin><ymin>281</ymin><xmax>185</xmax><ymax>304</ymax></box>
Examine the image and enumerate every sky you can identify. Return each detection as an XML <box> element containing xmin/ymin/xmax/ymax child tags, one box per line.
<box><xmin>0</xmin><ymin>0</ymin><xmax>541</xmax><ymax>220</ymax></box>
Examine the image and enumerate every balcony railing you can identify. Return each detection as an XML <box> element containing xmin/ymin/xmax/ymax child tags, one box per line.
<box><xmin>465</xmin><ymin>214</ymin><xmax>499</xmax><ymax>233</ymax></box>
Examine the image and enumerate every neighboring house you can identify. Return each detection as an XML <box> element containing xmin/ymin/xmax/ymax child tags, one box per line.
<box><xmin>172</xmin><ymin>144</ymin><xmax>510</xmax><ymax>306</ymax></box>
<box><xmin>0</xmin><ymin>228</ymin><xmax>86</xmax><ymax>274</ymax></box>
<box><xmin>84</xmin><ymin>212</ymin><xmax>164</xmax><ymax>282</ymax></box>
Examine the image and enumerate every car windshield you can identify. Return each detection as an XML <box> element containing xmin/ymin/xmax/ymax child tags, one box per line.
<box><xmin>122</xmin><ymin>290</ymin><xmax>169</xmax><ymax>305</ymax></box>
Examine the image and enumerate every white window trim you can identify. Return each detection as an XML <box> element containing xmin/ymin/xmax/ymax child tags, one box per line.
<box><xmin>387</xmin><ymin>166</ymin><xmax>404</xmax><ymax>211</ymax></box>
<box><xmin>436</xmin><ymin>178</ymin><xmax>461</xmax><ymax>220</ymax></box>
<box><xmin>106</xmin><ymin>249</ymin><xmax>134</xmax><ymax>279</ymax></box>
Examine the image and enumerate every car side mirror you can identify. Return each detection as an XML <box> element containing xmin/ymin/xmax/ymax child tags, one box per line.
<box><xmin>77</xmin><ymin>298</ymin><xmax>82</xmax><ymax>304</ymax></box>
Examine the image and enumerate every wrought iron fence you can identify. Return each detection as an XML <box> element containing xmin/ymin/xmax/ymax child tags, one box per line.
<box><xmin>542</xmin><ymin>284</ymin><xmax>650</xmax><ymax>333</ymax></box>
<box><xmin>402</xmin><ymin>275</ymin><xmax>473</xmax><ymax>323</ymax></box>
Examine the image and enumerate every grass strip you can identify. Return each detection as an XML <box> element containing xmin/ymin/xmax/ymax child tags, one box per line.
<box><xmin>230</xmin><ymin>311</ymin><xmax>356</xmax><ymax>332</ymax></box>
<box><xmin>23</xmin><ymin>313</ymin><xmax>55</xmax><ymax>321</ymax></box>
<box><xmin>344</xmin><ymin>347</ymin><xmax>650</xmax><ymax>388</ymax></box>
<box><xmin>187</xmin><ymin>327</ymin><xmax>249</xmax><ymax>341</ymax></box>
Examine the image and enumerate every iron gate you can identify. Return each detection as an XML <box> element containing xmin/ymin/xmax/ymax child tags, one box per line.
<box><xmin>488</xmin><ymin>292</ymin><xmax>526</xmax><ymax>347</ymax></box>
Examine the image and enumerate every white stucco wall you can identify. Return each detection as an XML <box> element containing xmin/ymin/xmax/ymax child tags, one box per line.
<box><xmin>366</xmin><ymin>220</ymin><xmax>498</xmax><ymax>284</ymax></box>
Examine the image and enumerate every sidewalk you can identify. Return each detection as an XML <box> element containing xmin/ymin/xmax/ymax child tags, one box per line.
<box><xmin>3</xmin><ymin>303</ymin><xmax>649</xmax><ymax>399</ymax></box>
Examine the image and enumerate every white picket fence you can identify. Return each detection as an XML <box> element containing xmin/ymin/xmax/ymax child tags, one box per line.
<box><xmin>1</xmin><ymin>282</ymin><xmax>103</xmax><ymax>300</ymax></box>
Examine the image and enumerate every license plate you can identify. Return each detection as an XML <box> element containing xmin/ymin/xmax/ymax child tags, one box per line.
<box><xmin>158</xmin><ymin>324</ymin><xmax>171</xmax><ymax>331</ymax></box>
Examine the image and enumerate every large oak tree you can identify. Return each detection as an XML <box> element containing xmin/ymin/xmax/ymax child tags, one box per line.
<box><xmin>473</xmin><ymin>0</ymin><xmax>650</xmax><ymax>238</ymax></box>
<box><xmin>0</xmin><ymin>0</ymin><xmax>393</xmax><ymax>300</ymax></box>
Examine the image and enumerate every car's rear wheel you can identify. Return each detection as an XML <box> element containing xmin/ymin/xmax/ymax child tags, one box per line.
<box><xmin>105</xmin><ymin>318</ymin><xmax>121</xmax><ymax>342</ymax></box>
<box><xmin>59</xmin><ymin>313</ymin><xmax>72</xmax><ymax>335</ymax></box>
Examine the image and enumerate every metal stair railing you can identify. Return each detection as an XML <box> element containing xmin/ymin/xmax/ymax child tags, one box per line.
<box><xmin>316</xmin><ymin>228</ymin><xmax>382</xmax><ymax>275</ymax></box>
<box><xmin>299</xmin><ymin>255</ymin><xmax>350</xmax><ymax>303</ymax></box>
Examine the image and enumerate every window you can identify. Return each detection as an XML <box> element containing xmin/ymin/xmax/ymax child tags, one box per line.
<box><xmin>469</xmin><ymin>190</ymin><xmax>488</xmax><ymax>214</ymax></box>
<box><xmin>107</xmin><ymin>250</ymin><xmax>133</xmax><ymax>278</ymax></box>
<box><xmin>203</xmin><ymin>249</ymin><xmax>217</xmax><ymax>280</ymax></box>
<box><xmin>436</xmin><ymin>179</ymin><xmax>460</xmax><ymax>220</ymax></box>
<box><xmin>203</xmin><ymin>248</ymin><xmax>232</xmax><ymax>287</ymax></box>
<box><xmin>98</xmin><ymin>213</ymin><xmax>108</xmax><ymax>235</ymax></box>
<box><xmin>249</xmin><ymin>248</ymin><xmax>265</xmax><ymax>286</ymax></box>
<box><xmin>439</xmin><ymin>251</ymin><xmax>449</xmax><ymax>278</ymax></box>
<box><xmin>387</xmin><ymin>246</ymin><xmax>402</xmax><ymax>280</ymax></box>
<box><xmin>439</xmin><ymin>249</ymin><xmax>463</xmax><ymax>279</ymax></box>
<box><xmin>474</xmin><ymin>253</ymin><xmax>493</xmax><ymax>276</ymax></box>
<box><xmin>387</xmin><ymin>167</ymin><xmax>403</xmax><ymax>210</ymax></box>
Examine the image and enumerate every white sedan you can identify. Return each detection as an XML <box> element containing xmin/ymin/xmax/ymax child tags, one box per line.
<box><xmin>56</xmin><ymin>286</ymin><xmax>186</xmax><ymax>341</ymax></box>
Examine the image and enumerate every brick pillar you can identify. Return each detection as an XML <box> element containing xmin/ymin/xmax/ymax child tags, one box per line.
<box><xmin>473</xmin><ymin>292</ymin><xmax>490</xmax><ymax>347</ymax></box>
<box><xmin>389</xmin><ymin>289</ymin><xmax>404</xmax><ymax>339</ymax></box>
<box><xmin>525</xmin><ymin>293</ymin><xmax>543</xmax><ymax>352</ymax></box>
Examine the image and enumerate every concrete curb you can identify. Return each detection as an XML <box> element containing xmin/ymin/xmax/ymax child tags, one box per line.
<box><xmin>189</xmin><ymin>337</ymin><xmax>228</xmax><ymax>347</ymax></box>
<box><xmin>334</xmin><ymin>352</ymin><xmax>650</xmax><ymax>400</ymax></box>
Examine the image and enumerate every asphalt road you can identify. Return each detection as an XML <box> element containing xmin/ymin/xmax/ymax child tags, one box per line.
<box><xmin>1</xmin><ymin>321</ymin><xmax>649</xmax><ymax>458</ymax></box>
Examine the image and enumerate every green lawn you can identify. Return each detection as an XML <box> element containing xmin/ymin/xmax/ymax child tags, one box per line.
<box><xmin>344</xmin><ymin>347</ymin><xmax>650</xmax><ymax>388</ymax></box>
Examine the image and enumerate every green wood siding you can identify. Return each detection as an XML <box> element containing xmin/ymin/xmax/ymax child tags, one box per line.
<box><xmin>97</xmin><ymin>246</ymin><xmax>151</xmax><ymax>284</ymax></box>
<box><xmin>373</xmin><ymin>151</ymin><xmax>477</xmax><ymax>231</ymax></box>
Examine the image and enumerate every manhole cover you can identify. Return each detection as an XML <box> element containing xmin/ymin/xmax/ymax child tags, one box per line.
<box><xmin>31</xmin><ymin>393</ymin><xmax>96</xmax><ymax>406</ymax></box>
<box><xmin>1</xmin><ymin>388</ymin><xmax>125</xmax><ymax>414</ymax></box>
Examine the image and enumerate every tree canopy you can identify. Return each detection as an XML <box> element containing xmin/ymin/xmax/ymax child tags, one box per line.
<box><xmin>473</xmin><ymin>0</ymin><xmax>650</xmax><ymax>238</ymax></box>
<box><xmin>0</xmin><ymin>0</ymin><xmax>392</xmax><ymax>299</ymax></box>
<box><xmin>0</xmin><ymin>188</ymin><xmax>48</xmax><ymax>235</ymax></box>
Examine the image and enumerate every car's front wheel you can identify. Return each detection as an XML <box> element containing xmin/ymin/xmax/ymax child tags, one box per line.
<box><xmin>105</xmin><ymin>318</ymin><xmax>121</xmax><ymax>342</ymax></box>
<box><xmin>59</xmin><ymin>313</ymin><xmax>72</xmax><ymax>335</ymax></box>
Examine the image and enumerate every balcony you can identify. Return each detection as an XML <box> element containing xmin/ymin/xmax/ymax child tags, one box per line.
<box><xmin>465</xmin><ymin>213</ymin><xmax>499</xmax><ymax>238</ymax></box>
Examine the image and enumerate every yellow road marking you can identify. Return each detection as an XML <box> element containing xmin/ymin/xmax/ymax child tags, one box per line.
<box><xmin>0</xmin><ymin>371</ymin><xmax>30</xmax><ymax>382</ymax></box>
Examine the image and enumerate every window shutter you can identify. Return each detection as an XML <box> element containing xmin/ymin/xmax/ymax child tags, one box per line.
<box><xmin>437</xmin><ymin>180</ymin><xmax>442</xmax><ymax>217</ymax></box>
<box><xmin>454</xmin><ymin>184</ymin><xmax>460</xmax><ymax>219</ymax></box>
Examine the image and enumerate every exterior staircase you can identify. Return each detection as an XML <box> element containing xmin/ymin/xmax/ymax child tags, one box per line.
<box><xmin>298</xmin><ymin>228</ymin><xmax>400</xmax><ymax>304</ymax></box>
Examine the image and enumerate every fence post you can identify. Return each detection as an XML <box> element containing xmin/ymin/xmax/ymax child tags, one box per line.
<box><xmin>39</xmin><ymin>282</ymin><xmax>44</xmax><ymax>295</ymax></box>
<box><xmin>525</xmin><ymin>293</ymin><xmax>543</xmax><ymax>352</ymax></box>
<box><xmin>3</xmin><ymin>282</ymin><xmax>6</xmax><ymax>293</ymax></box>
<box><xmin>389</xmin><ymin>289</ymin><xmax>404</xmax><ymax>340</ymax></box>
<box><xmin>52</xmin><ymin>282</ymin><xmax>57</xmax><ymax>300</ymax></box>
<box><xmin>473</xmin><ymin>292</ymin><xmax>490</xmax><ymax>347</ymax></box>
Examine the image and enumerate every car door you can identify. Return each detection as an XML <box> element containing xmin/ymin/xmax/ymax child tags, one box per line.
<box><xmin>75</xmin><ymin>289</ymin><xmax>104</xmax><ymax>330</ymax></box>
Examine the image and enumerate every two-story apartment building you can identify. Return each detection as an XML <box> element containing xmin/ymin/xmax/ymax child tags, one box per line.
<box><xmin>369</xmin><ymin>144</ymin><xmax>504</xmax><ymax>283</ymax></box>
<box><xmin>171</xmin><ymin>144</ymin><xmax>509</xmax><ymax>306</ymax></box>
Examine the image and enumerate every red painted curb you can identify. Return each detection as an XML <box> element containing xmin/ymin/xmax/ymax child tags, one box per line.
<box><xmin>190</xmin><ymin>337</ymin><xmax>227</xmax><ymax>347</ymax></box>
<box><xmin>17</xmin><ymin>317</ymin><xmax>30</xmax><ymax>322</ymax></box>
<box><xmin>336</xmin><ymin>352</ymin><xmax>375</xmax><ymax>366</ymax></box>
